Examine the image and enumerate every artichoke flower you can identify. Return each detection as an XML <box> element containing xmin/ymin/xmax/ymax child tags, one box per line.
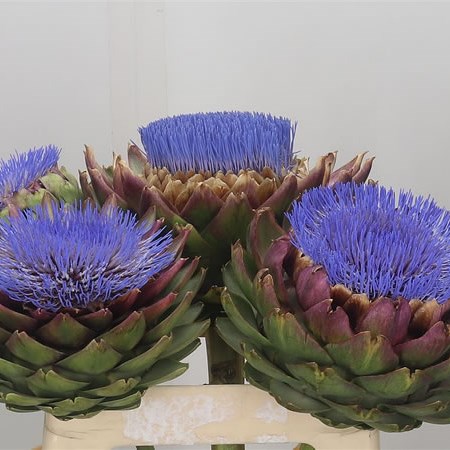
<box><xmin>0</xmin><ymin>200</ymin><xmax>208</xmax><ymax>420</ymax></box>
<box><xmin>0</xmin><ymin>145</ymin><xmax>81</xmax><ymax>217</ymax></box>
<box><xmin>217</xmin><ymin>183</ymin><xmax>450</xmax><ymax>432</ymax></box>
<box><xmin>81</xmin><ymin>112</ymin><xmax>374</xmax><ymax>289</ymax></box>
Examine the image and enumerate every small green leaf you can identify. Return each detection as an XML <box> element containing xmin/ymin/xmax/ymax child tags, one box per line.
<box><xmin>142</xmin><ymin>293</ymin><xmax>193</xmax><ymax>344</ymax></box>
<box><xmin>113</xmin><ymin>335</ymin><xmax>172</xmax><ymax>378</ymax></box>
<box><xmin>47</xmin><ymin>396</ymin><xmax>104</xmax><ymax>416</ymax></box>
<box><xmin>389</xmin><ymin>396</ymin><xmax>450</xmax><ymax>420</ymax></box>
<box><xmin>181</xmin><ymin>184</ymin><xmax>224</xmax><ymax>231</ymax></box>
<box><xmin>297</xmin><ymin>444</ymin><xmax>316</xmax><ymax>450</ymax></box>
<box><xmin>202</xmin><ymin>193</ymin><xmax>254</xmax><ymax>252</ymax></box>
<box><xmin>354</xmin><ymin>367</ymin><xmax>431</xmax><ymax>400</ymax></box>
<box><xmin>0</xmin><ymin>327</ymin><xmax>11</xmax><ymax>344</ymax></box>
<box><xmin>263</xmin><ymin>311</ymin><xmax>333</xmax><ymax>365</ymax></box>
<box><xmin>326</xmin><ymin>332</ymin><xmax>399</xmax><ymax>376</ymax></box>
<box><xmin>167</xmin><ymin>339</ymin><xmax>201</xmax><ymax>362</ymax></box>
<box><xmin>287</xmin><ymin>362</ymin><xmax>366</xmax><ymax>402</ymax></box>
<box><xmin>57</xmin><ymin>339</ymin><xmax>122</xmax><ymax>375</ymax></box>
<box><xmin>243</xmin><ymin>343</ymin><xmax>292</xmax><ymax>384</ymax></box>
<box><xmin>99</xmin><ymin>311</ymin><xmax>146</xmax><ymax>352</ymax></box>
<box><xmin>5</xmin><ymin>390</ymin><xmax>54</xmax><ymax>407</ymax></box>
<box><xmin>247</xmin><ymin>208</ymin><xmax>285</xmax><ymax>267</ymax></box>
<box><xmin>100</xmin><ymin>390</ymin><xmax>142</xmax><ymax>409</ymax></box>
<box><xmin>222</xmin><ymin>263</ymin><xmax>248</xmax><ymax>302</ymax></box>
<box><xmin>422</xmin><ymin>357</ymin><xmax>450</xmax><ymax>385</ymax></box>
<box><xmin>26</xmin><ymin>369</ymin><xmax>90</xmax><ymax>397</ymax></box>
<box><xmin>0</xmin><ymin>303</ymin><xmax>36</xmax><ymax>333</ymax></box>
<box><xmin>312</xmin><ymin>409</ymin><xmax>360</xmax><ymax>429</ymax></box>
<box><xmin>0</xmin><ymin>357</ymin><xmax>34</xmax><ymax>381</ymax></box>
<box><xmin>160</xmin><ymin>260</ymin><xmax>199</xmax><ymax>298</ymax></box>
<box><xmin>77</xmin><ymin>308</ymin><xmax>113</xmax><ymax>331</ymax></box>
<box><xmin>252</xmin><ymin>270</ymin><xmax>281</xmax><ymax>316</ymax></box>
<box><xmin>160</xmin><ymin>320</ymin><xmax>210</xmax><ymax>358</ymax></box>
<box><xmin>128</xmin><ymin>144</ymin><xmax>147</xmax><ymax>175</ymax></box>
<box><xmin>6</xmin><ymin>331</ymin><xmax>64</xmax><ymax>367</ymax></box>
<box><xmin>36</xmin><ymin>313</ymin><xmax>95</xmax><ymax>349</ymax></box>
<box><xmin>229</xmin><ymin>242</ymin><xmax>255</xmax><ymax>300</ymax></box>
<box><xmin>244</xmin><ymin>363</ymin><xmax>271</xmax><ymax>392</ymax></box>
<box><xmin>269</xmin><ymin>379</ymin><xmax>329</xmax><ymax>414</ymax></box>
<box><xmin>222</xmin><ymin>291</ymin><xmax>271</xmax><ymax>348</ymax></box>
<box><xmin>174</xmin><ymin>303</ymin><xmax>204</xmax><ymax>327</ymax></box>
<box><xmin>215</xmin><ymin>317</ymin><xmax>248</xmax><ymax>356</ymax></box>
<box><xmin>84</xmin><ymin>378</ymin><xmax>139</xmax><ymax>397</ymax></box>
<box><xmin>139</xmin><ymin>359</ymin><xmax>188</xmax><ymax>388</ymax></box>
<box><xmin>173</xmin><ymin>269</ymin><xmax>206</xmax><ymax>304</ymax></box>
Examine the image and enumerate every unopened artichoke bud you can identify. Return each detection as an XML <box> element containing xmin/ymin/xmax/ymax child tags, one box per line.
<box><xmin>0</xmin><ymin>201</ymin><xmax>208</xmax><ymax>419</ymax></box>
<box><xmin>217</xmin><ymin>183</ymin><xmax>450</xmax><ymax>432</ymax></box>
<box><xmin>0</xmin><ymin>145</ymin><xmax>81</xmax><ymax>217</ymax></box>
<box><xmin>81</xmin><ymin>112</ymin><xmax>373</xmax><ymax>289</ymax></box>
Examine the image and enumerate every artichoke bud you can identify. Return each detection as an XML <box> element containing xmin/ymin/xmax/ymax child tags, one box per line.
<box><xmin>82</xmin><ymin>112</ymin><xmax>374</xmax><ymax>291</ymax></box>
<box><xmin>218</xmin><ymin>182</ymin><xmax>450</xmax><ymax>432</ymax></box>
<box><xmin>0</xmin><ymin>146</ymin><xmax>81</xmax><ymax>217</ymax></box>
<box><xmin>0</xmin><ymin>202</ymin><xmax>208</xmax><ymax>419</ymax></box>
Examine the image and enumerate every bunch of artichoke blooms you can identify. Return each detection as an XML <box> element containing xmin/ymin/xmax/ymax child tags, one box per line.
<box><xmin>218</xmin><ymin>183</ymin><xmax>450</xmax><ymax>432</ymax></box>
<box><xmin>80</xmin><ymin>112</ymin><xmax>374</xmax><ymax>290</ymax></box>
<box><xmin>0</xmin><ymin>145</ymin><xmax>81</xmax><ymax>217</ymax></box>
<box><xmin>0</xmin><ymin>198</ymin><xmax>208</xmax><ymax>419</ymax></box>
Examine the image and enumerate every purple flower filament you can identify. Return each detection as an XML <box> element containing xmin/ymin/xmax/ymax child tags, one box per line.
<box><xmin>287</xmin><ymin>183</ymin><xmax>450</xmax><ymax>303</ymax></box>
<box><xmin>0</xmin><ymin>146</ymin><xmax>60</xmax><ymax>201</ymax></box>
<box><xmin>0</xmin><ymin>202</ymin><xmax>175</xmax><ymax>311</ymax></box>
<box><xmin>139</xmin><ymin>111</ymin><xmax>296</xmax><ymax>175</ymax></box>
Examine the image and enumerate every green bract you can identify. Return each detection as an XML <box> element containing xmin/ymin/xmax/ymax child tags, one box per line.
<box><xmin>217</xmin><ymin>209</ymin><xmax>450</xmax><ymax>432</ymax></box>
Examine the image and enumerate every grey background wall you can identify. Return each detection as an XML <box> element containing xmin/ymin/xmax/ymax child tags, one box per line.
<box><xmin>0</xmin><ymin>1</ymin><xmax>449</xmax><ymax>449</ymax></box>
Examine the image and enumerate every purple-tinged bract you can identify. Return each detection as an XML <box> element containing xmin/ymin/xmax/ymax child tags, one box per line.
<box><xmin>0</xmin><ymin>146</ymin><xmax>60</xmax><ymax>201</ymax></box>
<box><xmin>288</xmin><ymin>182</ymin><xmax>450</xmax><ymax>303</ymax></box>
<box><xmin>139</xmin><ymin>111</ymin><xmax>296</xmax><ymax>175</ymax></box>
<box><xmin>0</xmin><ymin>202</ymin><xmax>174</xmax><ymax>311</ymax></box>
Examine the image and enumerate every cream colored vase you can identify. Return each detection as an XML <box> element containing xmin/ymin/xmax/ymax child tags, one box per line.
<box><xmin>38</xmin><ymin>385</ymin><xmax>380</xmax><ymax>450</ymax></box>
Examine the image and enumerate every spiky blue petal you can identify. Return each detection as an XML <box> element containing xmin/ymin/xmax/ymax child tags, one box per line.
<box><xmin>0</xmin><ymin>146</ymin><xmax>60</xmax><ymax>200</ymax></box>
<box><xmin>0</xmin><ymin>203</ymin><xmax>175</xmax><ymax>311</ymax></box>
<box><xmin>139</xmin><ymin>111</ymin><xmax>296</xmax><ymax>175</ymax></box>
<box><xmin>287</xmin><ymin>183</ymin><xmax>450</xmax><ymax>303</ymax></box>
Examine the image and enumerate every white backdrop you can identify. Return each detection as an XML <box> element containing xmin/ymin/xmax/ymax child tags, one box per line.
<box><xmin>0</xmin><ymin>1</ymin><xmax>449</xmax><ymax>449</ymax></box>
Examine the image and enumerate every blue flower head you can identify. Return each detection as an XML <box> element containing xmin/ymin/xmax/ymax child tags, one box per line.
<box><xmin>0</xmin><ymin>146</ymin><xmax>60</xmax><ymax>201</ymax></box>
<box><xmin>287</xmin><ymin>183</ymin><xmax>450</xmax><ymax>303</ymax></box>
<box><xmin>0</xmin><ymin>202</ymin><xmax>175</xmax><ymax>311</ymax></box>
<box><xmin>139</xmin><ymin>111</ymin><xmax>296</xmax><ymax>175</ymax></box>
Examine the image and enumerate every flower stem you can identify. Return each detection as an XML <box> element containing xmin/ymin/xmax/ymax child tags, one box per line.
<box><xmin>206</xmin><ymin>324</ymin><xmax>245</xmax><ymax>450</ymax></box>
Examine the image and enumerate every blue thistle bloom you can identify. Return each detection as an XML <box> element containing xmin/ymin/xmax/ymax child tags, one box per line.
<box><xmin>287</xmin><ymin>183</ymin><xmax>450</xmax><ymax>303</ymax></box>
<box><xmin>0</xmin><ymin>146</ymin><xmax>60</xmax><ymax>200</ymax></box>
<box><xmin>139</xmin><ymin>111</ymin><xmax>296</xmax><ymax>175</ymax></box>
<box><xmin>0</xmin><ymin>202</ymin><xmax>175</xmax><ymax>311</ymax></box>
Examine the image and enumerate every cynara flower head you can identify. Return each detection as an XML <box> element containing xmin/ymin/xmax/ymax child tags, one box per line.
<box><xmin>287</xmin><ymin>182</ymin><xmax>450</xmax><ymax>303</ymax></box>
<box><xmin>0</xmin><ymin>146</ymin><xmax>60</xmax><ymax>201</ymax></box>
<box><xmin>139</xmin><ymin>111</ymin><xmax>296</xmax><ymax>175</ymax></box>
<box><xmin>0</xmin><ymin>202</ymin><xmax>175</xmax><ymax>311</ymax></box>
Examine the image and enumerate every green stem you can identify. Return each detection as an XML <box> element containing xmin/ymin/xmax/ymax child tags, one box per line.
<box><xmin>212</xmin><ymin>446</ymin><xmax>245</xmax><ymax>450</ymax></box>
<box><xmin>206</xmin><ymin>324</ymin><xmax>245</xmax><ymax>450</ymax></box>
<box><xmin>136</xmin><ymin>447</ymin><xmax>155</xmax><ymax>450</ymax></box>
